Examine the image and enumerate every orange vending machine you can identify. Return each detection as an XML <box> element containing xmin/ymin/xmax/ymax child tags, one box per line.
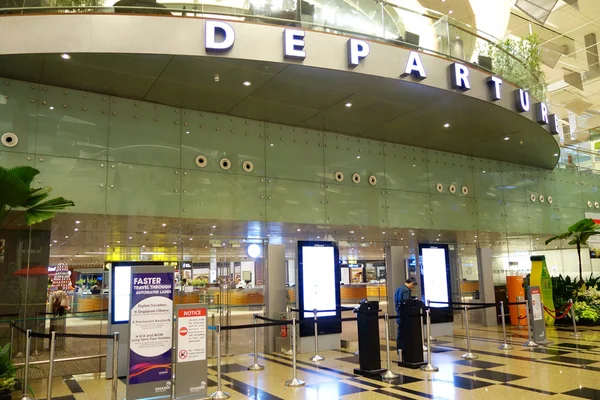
<box><xmin>507</xmin><ymin>276</ymin><xmax>526</xmax><ymax>326</ymax></box>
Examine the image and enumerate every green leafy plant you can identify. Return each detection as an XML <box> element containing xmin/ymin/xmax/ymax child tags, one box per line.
<box><xmin>0</xmin><ymin>166</ymin><xmax>74</xmax><ymax>232</ymax></box>
<box><xmin>478</xmin><ymin>33</ymin><xmax>546</xmax><ymax>100</ymax></box>
<box><xmin>552</xmin><ymin>274</ymin><xmax>577</xmax><ymax>310</ymax></box>
<box><xmin>0</xmin><ymin>343</ymin><xmax>33</xmax><ymax>396</ymax></box>
<box><xmin>545</xmin><ymin>218</ymin><xmax>600</xmax><ymax>282</ymax></box>
<box><xmin>190</xmin><ymin>278</ymin><xmax>208</xmax><ymax>287</ymax></box>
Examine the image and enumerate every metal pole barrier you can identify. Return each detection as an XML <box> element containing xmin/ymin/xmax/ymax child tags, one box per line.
<box><xmin>21</xmin><ymin>329</ymin><xmax>32</xmax><ymax>400</ymax></box>
<box><xmin>461</xmin><ymin>305</ymin><xmax>477</xmax><ymax>359</ymax></box>
<box><xmin>285</xmin><ymin>318</ymin><xmax>305</xmax><ymax>387</ymax></box>
<box><xmin>381</xmin><ymin>314</ymin><xmax>399</xmax><ymax>380</ymax></box>
<box><xmin>310</xmin><ymin>308</ymin><xmax>324</xmax><ymax>362</ymax></box>
<box><xmin>426</xmin><ymin>300</ymin><xmax>437</xmax><ymax>341</ymax></box>
<box><xmin>209</xmin><ymin>324</ymin><xmax>230</xmax><ymax>399</ymax></box>
<box><xmin>224</xmin><ymin>308</ymin><xmax>232</xmax><ymax>357</ymax></box>
<box><xmin>420</xmin><ymin>314</ymin><xmax>427</xmax><ymax>351</ymax></box>
<box><xmin>10</xmin><ymin>321</ymin><xmax>14</xmax><ymax>360</ymax></box>
<box><xmin>421</xmin><ymin>309</ymin><xmax>439</xmax><ymax>372</ymax></box>
<box><xmin>112</xmin><ymin>332</ymin><xmax>119</xmax><ymax>400</ymax></box>
<box><xmin>248</xmin><ymin>314</ymin><xmax>264</xmax><ymax>371</ymax></box>
<box><xmin>498</xmin><ymin>301</ymin><xmax>513</xmax><ymax>350</ymax></box>
<box><xmin>523</xmin><ymin>299</ymin><xmax>538</xmax><ymax>347</ymax></box>
<box><xmin>569</xmin><ymin>299</ymin><xmax>583</xmax><ymax>339</ymax></box>
<box><xmin>210</xmin><ymin>314</ymin><xmax>216</xmax><ymax>359</ymax></box>
<box><xmin>284</xmin><ymin>306</ymin><xmax>294</xmax><ymax>356</ymax></box>
<box><xmin>47</xmin><ymin>331</ymin><xmax>56</xmax><ymax>400</ymax></box>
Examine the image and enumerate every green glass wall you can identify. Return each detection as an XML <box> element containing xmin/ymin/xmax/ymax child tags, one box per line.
<box><xmin>0</xmin><ymin>78</ymin><xmax>595</xmax><ymax>236</ymax></box>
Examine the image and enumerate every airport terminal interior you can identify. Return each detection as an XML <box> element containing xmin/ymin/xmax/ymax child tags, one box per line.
<box><xmin>3</xmin><ymin>0</ymin><xmax>600</xmax><ymax>399</ymax></box>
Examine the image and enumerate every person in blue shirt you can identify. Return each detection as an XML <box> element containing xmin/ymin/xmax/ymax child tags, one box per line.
<box><xmin>394</xmin><ymin>277</ymin><xmax>417</xmax><ymax>355</ymax></box>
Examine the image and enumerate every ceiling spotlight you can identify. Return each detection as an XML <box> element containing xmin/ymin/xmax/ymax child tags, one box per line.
<box><xmin>189</xmin><ymin>238</ymin><xmax>193</xmax><ymax>241</ymax></box>
<box><xmin>162</xmin><ymin>223</ymin><xmax>166</xmax><ymax>227</ymax></box>
<box><xmin>49</xmin><ymin>106</ymin><xmax>54</xmax><ymax>110</ymax></box>
<box><xmin>243</xmin><ymin>81</ymin><xmax>252</xmax><ymax>86</ymax></box>
<box><xmin>212</xmin><ymin>225</ymin><xmax>216</xmax><ymax>229</ymax></box>
<box><xmin>449</xmin><ymin>10</ymin><xmax>453</xmax><ymax>14</ymax></box>
<box><xmin>297</xmin><ymin>228</ymin><xmax>301</xmax><ymax>232</ymax></box>
<box><xmin>60</xmin><ymin>53</ymin><xmax>71</xmax><ymax>60</ymax></box>
<box><xmin>247</xmin><ymin>244</ymin><xmax>261</xmax><ymax>258</ymax></box>
<box><xmin>214</xmin><ymin>73</ymin><xmax>220</xmax><ymax>82</ymax></box>
<box><xmin>117</xmin><ymin>241</ymin><xmax>120</xmax><ymax>244</ymax></box>
<box><xmin>455</xmin><ymin>36</ymin><xmax>460</xmax><ymax>39</ymax></box>
<box><xmin>173</xmin><ymin>242</ymin><xmax>177</xmax><ymax>244</ymax></box>
<box><xmin>209</xmin><ymin>233</ymin><xmax>213</xmax><ymax>236</ymax></box>
<box><xmin>350</xmin><ymin>231</ymin><xmax>354</xmax><ymax>234</ymax></box>
<box><xmin>75</xmin><ymin>220</ymin><xmax>80</xmax><ymax>224</ymax></box>
<box><xmin>65</xmin><ymin>235</ymin><xmax>69</xmax><ymax>238</ymax></box>
<box><xmin>74</xmin><ymin>228</ymin><xmax>78</xmax><ymax>231</ymax></box>
<box><xmin>553</xmin><ymin>153</ymin><xmax>559</xmax><ymax>157</ymax></box>
<box><xmin>504</xmin><ymin>137</ymin><xmax>510</xmax><ymax>141</ymax></box>
<box><xmin>382</xmin><ymin>232</ymin><xmax>386</xmax><ymax>234</ymax></box>
<box><xmin>129</xmin><ymin>236</ymin><xmax>132</xmax><ymax>239</ymax></box>
<box><xmin>443</xmin><ymin>123</ymin><xmax>450</xmax><ymax>128</ymax></box>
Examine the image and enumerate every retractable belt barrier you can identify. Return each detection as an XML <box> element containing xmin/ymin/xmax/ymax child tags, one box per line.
<box><xmin>9</xmin><ymin>321</ymin><xmax>120</xmax><ymax>400</ymax></box>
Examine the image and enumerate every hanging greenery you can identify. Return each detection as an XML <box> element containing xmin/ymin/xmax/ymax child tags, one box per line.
<box><xmin>478</xmin><ymin>33</ymin><xmax>546</xmax><ymax>100</ymax></box>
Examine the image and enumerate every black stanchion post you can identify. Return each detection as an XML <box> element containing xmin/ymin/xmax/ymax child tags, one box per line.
<box><xmin>420</xmin><ymin>309</ymin><xmax>438</xmax><ymax>372</ymax></box>
<box><xmin>310</xmin><ymin>308</ymin><xmax>324</xmax><ymax>362</ymax></box>
<box><xmin>381</xmin><ymin>314</ymin><xmax>399</xmax><ymax>380</ymax></box>
<box><xmin>569</xmin><ymin>299</ymin><xmax>582</xmax><ymax>339</ymax></box>
<box><xmin>112</xmin><ymin>332</ymin><xmax>119</xmax><ymax>400</ymax></box>
<box><xmin>523</xmin><ymin>299</ymin><xmax>538</xmax><ymax>348</ymax></box>
<box><xmin>498</xmin><ymin>301</ymin><xmax>513</xmax><ymax>350</ymax></box>
<box><xmin>209</xmin><ymin>325</ymin><xmax>230</xmax><ymax>399</ymax></box>
<box><xmin>47</xmin><ymin>331</ymin><xmax>56</xmax><ymax>400</ymax></box>
<box><xmin>210</xmin><ymin>314</ymin><xmax>216</xmax><ymax>359</ymax></box>
<box><xmin>426</xmin><ymin>300</ymin><xmax>437</xmax><ymax>342</ymax></box>
<box><xmin>285</xmin><ymin>318</ymin><xmax>305</xmax><ymax>387</ymax></box>
<box><xmin>21</xmin><ymin>329</ymin><xmax>32</xmax><ymax>400</ymax></box>
<box><xmin>461</xmin><ymin>305</ymin><xmax>477</xmax><ymax>359</ymax></box>
<box><xmin>248</xmin><ymin>314</ymin><xmax>265</xmax><ymax>371</ymax></box>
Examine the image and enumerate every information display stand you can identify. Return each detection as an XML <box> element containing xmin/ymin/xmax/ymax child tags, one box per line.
<box><xmin>527</xmin><ymin>286</ymin><xmax>553</xmax><ymax>345</ymax></box>
<box><xmin>175</xmin><ymin>304</ymin><xmax>208</xmax><ymax>399</ymax></box>
<box><xmin>353</xmin><ymin>301</ymin><xmax>384</xmax><ymax>377</ymax></box>
<box><xmin>397</xmin><ymin>299</ymin><xmax>425</xmax><ymax>369</ymax></box>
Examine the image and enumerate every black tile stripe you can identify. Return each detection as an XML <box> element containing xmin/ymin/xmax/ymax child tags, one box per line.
<box><xmin>258</xmin><ymin>354</ymin><xmax>344</xmax><ymax>379</ymax></box>
<box><xmin>63</xmin><ymin>375</ymin><xmax>84</xmax><ymax>393</ymax></box>
<box><xmin>503</xmin><ymin>383</ymin><xmax>556</xmax><ymax>395</ymax></box>
<box><xmin>395</xmin><ymin>386</ymin><xmax>436</xmax><ymax>399</ymax></box>
<box><xmin>40</xmin><ymin>396</ymin><xmax>76</xmax><ymax>400</ymax></box>
<box><xmin>373</xmin><ymin>388</ymin><xmax>418</xmax><ymax>399</ymax></box>
<box><xmin>267</xmin><ymin>352</ymin><xmax>357</xmax><ymax>378</ymax></box>
<box><xmin>347</xmin><ymin>377</ymin><xmax>387</xmax><ymax>389</ymax></box>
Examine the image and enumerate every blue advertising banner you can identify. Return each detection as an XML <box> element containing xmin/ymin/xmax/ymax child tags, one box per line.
<box><xmin>127</xmin><ymin>268</ymin><xmax>174</xmax><ymax>399</ymax></box>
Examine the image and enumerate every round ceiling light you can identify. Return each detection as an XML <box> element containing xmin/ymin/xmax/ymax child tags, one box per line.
<box><xmin>247</xmin><ymin>244</ymin><xmax>261</xmax><ymax>258</ymax></box>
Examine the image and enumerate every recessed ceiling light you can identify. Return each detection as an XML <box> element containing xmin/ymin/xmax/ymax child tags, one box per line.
<box><xmin>243</xmin><ymin>81</ymin><xmax>252</xmax><ymax>86</ymax></box>
<box><xmin>357</xmin><ymin>156</ymin><xmax>360</xmax><ymax>159</ymax></box>
<box><xmin>297</xmin><ymin>228</ymin><xmax>301</xmax><ymax>232</ymax></box>
<box><xmin>209</xmin><ymin>233</ymin><xmax>213</xmax><ymax>236</ymax></box>
<box><xmin>456</xmin><ymin>36</ymin><xmax>460</xmax><ymax>39</ymax></box>
<box><xmin>553</xmin><ymin>153</ymin><xmax>559</xmax><ymax>156</ymax></box>
<box><xmin>74</xmin><ymin>228</ymin><xmax>78</xmax><ymax>231</ymax></box>
<box><xmin>117</xmin><ymin>241</ymin><xmax>120</xmax><ymax>244</ymax></box>
<box><xmin>504</xmin><ymin>137</ymin><xmax>510</xmax><ymax>141</ymax></box>
<box><xmin>270</xmin><ymin>143</ymin><xmax>274</xmax><ymax>147</ymax></box>
<box><xmin>189</xmin><ymin>238</ymin><xmax>193</xmax><ymax>241</ymax></box>
<box><xmin>129</xmin><ymin>236</ymin><xmax>132</xmax><ymax>239</ymax></box>
<box><xmin>449</xmin><ymin>10</ymin><xmax>453</xmax><ymax>14</ymax></box>
<box><xmin>443</xmin><ymin>123</ymin><xmax>450</xmax><ymax>128</ymax></box>
<box><xmin>382</xmin><ymin>232</ymin><xmax>386</xmax><ymax>234</ymax></box>
<box><xmin>49</xmin><ymin>106</ymin><xmax>54</xmax><ymax>110</ymax></box>
<box><xmin>162</xmin><ymin>223</ymin><xmax>166</xmax><ymax>227</ymax></box>
<box><xmin>65</xmin><ymin>235</ymin><xmax>69</xmax><ymax>238</ymax></box>
<box><xmin>142</xmin><ymin>245</ymin><xmax>145</xmax><ymax>248</ymax></box>
<box><xmin>345</xmin><ymin>102</ymin><xmax>352</xmax><ymax>108</ymax></box>
<box><xmin>317</xmin><ymin>236</ymin><xmax>320</xmax><ymax>238</ymax></box>
<box><xmin>53</xmin><ymin>240</ymin><xmax>57</xmax><ymax>243</ymax></box>
<box><xmin>212</xmin><ymin>225</ymin><xmax>216</xmax><ymax>229</ymax></box>
<box><xmin>173</xmin><ymin>242</ymin><xmax>177</xmax><ymax>245</ymax></box>
<box><xmin>60</xmin><ymin>53</ymin><xmax>71</xmax><ymax>60</ymax></box>
<box><xmin>350</xmin><ymin>231</ymin><xmax>354</xmax><ymax>234</ymax></box>
<box><xmin>143</xmin><ymin>231</ymin><xmax>147</xmax><ymax>234</ymax></box>
<box><xmin>185</xmin><ymin>131</ymin><xmax>189</xmax><ymax>134</ymax></box>
<box><xmin>75</xmin><ymin>220</ymin><xmax>80</xmax><ymax>224</ymax></box>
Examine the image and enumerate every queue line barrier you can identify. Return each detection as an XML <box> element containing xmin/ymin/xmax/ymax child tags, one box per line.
<box><xmin>10</xmin><ymin>321</ymin><xmax>119</xmax><ymax>400</ymax></box>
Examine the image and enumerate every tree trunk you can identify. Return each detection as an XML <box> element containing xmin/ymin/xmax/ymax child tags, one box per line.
<box><xmin>577</xmin><ymin>242</ymin><xmax>583</xmax><ymax>282</ymax></box>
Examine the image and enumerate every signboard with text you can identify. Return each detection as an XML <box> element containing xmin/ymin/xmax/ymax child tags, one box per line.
<box><xmin>127</xmin><ymin>267</ymin><xmax>174</xmax><ymax>400</ymax></box>
<box><xmin>175</xmin><ymin>304</ymin><xmax>208</xmax><ymax>399</ymax></box>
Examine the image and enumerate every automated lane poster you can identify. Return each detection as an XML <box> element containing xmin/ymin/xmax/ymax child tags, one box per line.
<box><xmin>126</xmin><ymin>267</ymin><xmax>174</xmax><ymax>400</ymax></box>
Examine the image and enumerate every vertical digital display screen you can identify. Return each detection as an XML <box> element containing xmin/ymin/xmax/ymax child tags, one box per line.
<box><xmin>301</xmin><ymin>246</ymin><xmax>336</xmax><ymax>318</ymax></box>
<box><xmin>297</xmin><ymin>241</ymin><xmax>341</xmax><ymax>337</ymax></box>
<box><xmin>421</xmin><ymin>246</ymin><xmax>450</xmax><ymax>308</ymax></box>
<box><xmin>112</xmin><ymin>266</ymin><xmax>131</xmax><ymax>324</ymax></box>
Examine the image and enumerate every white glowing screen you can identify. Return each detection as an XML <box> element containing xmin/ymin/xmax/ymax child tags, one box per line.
<box><xmin>302</xmin><ymin>246</ymin><xmax>336</xmax><ymax>318</ymax></box>
<box><xmin>422</xmin><ymin>247</ymin><xmax>449</xmax><ymax>308</ymax></box>
<box><xmin>113</xmin><ymin>266</ymin><xmax>131</xmax><ymax>323</ymax></box>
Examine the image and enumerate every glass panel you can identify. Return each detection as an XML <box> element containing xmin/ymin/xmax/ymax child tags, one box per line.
<box><xmin>108</xmin><ymin>98</ymin><xmax>181</xmax><ymax>168</ymax></box>
<box><xmin>426</xmin><ymin>150</ymin><xmax>474</xmax><ymax>197</ymax></box>
<box><xmin>265</xmin><ymin>124</ymin><xmax>324</xmax><ymax>182</ymax></box>
<box><xmin>324</xmin><ymin>134</ymin><xmax>385</xmax><ymax>188</ymax></box>
<box><xmin>475</xmin><ymin>198</ymin><xmax>506</xmax><ymax>233</ymax></box>
<box><xmin>472</xmin><ymin>158</ymin><xmax>503</xmax><ymax>200</ymax></box>
<box><xmin>182</xmin><ymin>170</ymin><xmax>266</xmax><ymax>221</ymax></box>
<box><xmin>36</xmin><ymin>85</ymin><xmax>109</xmax><ymax>160</ymax></box>
<box><xmin>430</xmin><ymin>195</ymin><xmax>476</xmax><ymax>231</ymax></box>
<box><xmin>386</xmin><ymin>190</ymin><xmax>431</xmax><ymax>229</ymax></box>
<box><xmin>0</xmin><ymin>78</ymin><xmax>38</xmax><ymax>154</ymax></box>
<box><xmin>526</xmin><ymin>203</ymin><xmax>559</xmax><ymax>235</ymax></box>
<box><xmin>523</xmin><ymin>168</ymin><xmax>555</xmax><ymax>204</ymax></box>
<box><xmin>326</xmin><ymin>184</ymin><xmax>387</xmax><ymax>227</ymax></box>
<box><xmin>501</xmin><ymin>162</ymin><xmax>526</xmax><ymax>203</ymax></box>
<box><xmin>182</xmin><ymin>110</ymin><xmax>265</xmax><ymax>174</ymax></box>
<box><xmin>558</xmin><ymin>207</ymin><xmax>585</xmax><ymax>232</ymax></box>
<box><xmin>553</xmin><ymin>168</ymin><xmax>583</xmax><ymax>208</ymax></box>
<box><xmin>384</xmin><ymin>145</ymin><xmax>428</xmax><ymax>193</ymax></box>
<box><xmin>36</xmin><ymin>156</ymin><xmax>107</xmax><ymax>214</ymax></box>
<box><xmin>266</xmin><ymin>179</ymin><xmax>325</xmax><ymax>224</ymax></box>
<box><xmin>107</xmin><ymin>163</ymin><xmax>181</xmax><ymax>217</ymax></box>
<box><xmin>505</xmin><ymin>202</ymin><xmax>529</xmax><ymax>234</ymax></box>
<box><xmin>0</xmin><ymin>150</ymin><xmax>35</xmax><ymax>168</ymax></box>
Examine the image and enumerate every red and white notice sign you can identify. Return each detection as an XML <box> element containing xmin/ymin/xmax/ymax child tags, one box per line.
<box><xmin>177</xmin><ymin>308</ymin><xmax>207</xmax><ymax>363</ymax></box>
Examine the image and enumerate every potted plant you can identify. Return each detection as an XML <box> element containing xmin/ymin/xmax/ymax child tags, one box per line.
<box><xmin>545</xmin><ymin>218</ymin><xmax>600</xmax><ymax>282</ymax></box>
<box><xmin>0</xmin><ymin>343</ymin><xmax>18</xmax><ymax>399</ymax></box>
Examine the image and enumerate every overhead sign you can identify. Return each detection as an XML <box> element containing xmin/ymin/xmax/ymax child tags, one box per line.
<box><xmin>203</xmin><ymin>20</ymin><xmax>561</xmax><ymax>136</ymax></box>
<box><xmin>127</xmin><ymin>268</ymin><xmax>174</xmax><ymax>400</ymax></box>
<box><xmin>175</xmin><ymin>304</ymin><xmax>208</xmax><ymax>399</ymax></box>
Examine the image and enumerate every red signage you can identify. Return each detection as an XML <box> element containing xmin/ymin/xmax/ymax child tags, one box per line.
<box><xmin>178</xmin><ymin>308</ymin><xmax>207</xmax><ymax>318</ymax></box>
<box><xmin>179</xmin><ymin>327</ymin><xmax>188</xmax><ymax>336</ymax></box>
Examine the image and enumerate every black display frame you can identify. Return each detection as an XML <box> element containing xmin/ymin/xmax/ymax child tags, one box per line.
<box><xmin>418</xmin><ymin>244</ymin><xmax>454</xmax><ymax>324</ymax></box>
<box><xmin>297</xmin><ymin>241</ymin><xmax>342</xmax><ymax>337</ymax></box>
<box><xmin>109</xmin><ymin>261</ymin><xmax>165</xmax><ymax>325</ymax></box>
